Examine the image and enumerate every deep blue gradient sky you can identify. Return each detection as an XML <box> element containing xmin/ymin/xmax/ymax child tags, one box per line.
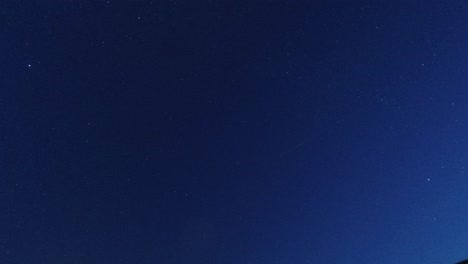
<box><xmin>2</xmin><ymin>1</ymin><xmax>468</xmax><ymax>263</ymax></box>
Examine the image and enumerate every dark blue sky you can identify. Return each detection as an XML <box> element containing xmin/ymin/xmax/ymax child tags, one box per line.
<box><xmin>2</xmin><ymin>1</ymin><xmax>468</xmax><ymax>263</ymax></box>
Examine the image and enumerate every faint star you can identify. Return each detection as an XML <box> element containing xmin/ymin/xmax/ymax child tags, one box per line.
<box><xmin>27</xmin><ymin>64</ymin><xmax>31</xmax><ymax>68</ymax></box>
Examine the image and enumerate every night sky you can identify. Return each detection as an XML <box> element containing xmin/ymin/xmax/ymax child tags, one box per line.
<box><xmin>2</xmin><ymin>1</ymin><xmax>468</xmax><ymax>263</ymax></box>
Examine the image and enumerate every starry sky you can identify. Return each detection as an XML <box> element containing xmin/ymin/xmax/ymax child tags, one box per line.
<box><xmin>2</xmin><ymin>1</ymin><xmax>468</xmax><ymax>263</ymax></box>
